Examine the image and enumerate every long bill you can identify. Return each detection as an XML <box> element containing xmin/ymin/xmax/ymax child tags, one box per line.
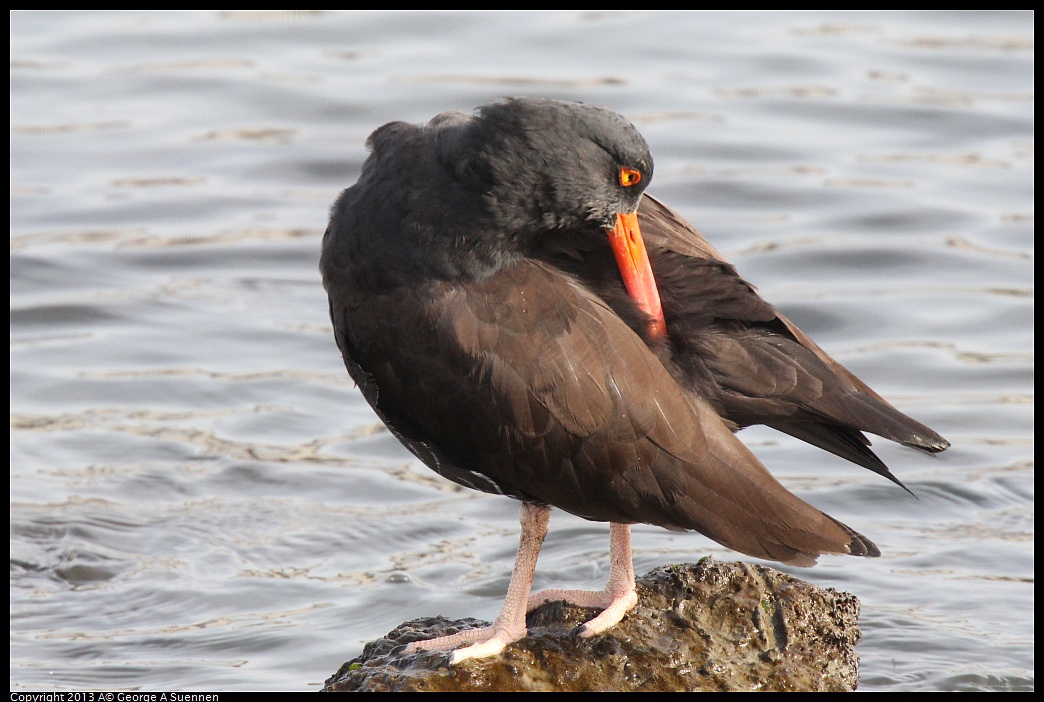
<box><xmin>606</xmin><ymin>211</ymin><xmax>667</xmax><ymax>340</ymax></box>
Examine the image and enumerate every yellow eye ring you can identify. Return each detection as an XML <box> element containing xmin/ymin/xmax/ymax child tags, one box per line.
<box><xmin>619</xmin><ymin>167</ymin><xmax>642</xmax><ymax>187</ymax></box>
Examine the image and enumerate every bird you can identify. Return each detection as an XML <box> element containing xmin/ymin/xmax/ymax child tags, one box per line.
<box><xmin>319</xmin><ymin>97</ymin><xmax>948</xmax><ymax>664</ymax></box>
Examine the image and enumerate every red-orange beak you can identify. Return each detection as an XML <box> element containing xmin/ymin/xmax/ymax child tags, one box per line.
<box><xmin>606</xmin><ymin>212</ymin><xmax>667</xmax><ymax>340</ymax></box>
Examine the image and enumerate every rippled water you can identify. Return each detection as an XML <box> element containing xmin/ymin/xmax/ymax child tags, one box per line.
<box><xmin>10</xmin><ymin>10</ymin><xmax>1033</xmax><ymax>692</ymax></box>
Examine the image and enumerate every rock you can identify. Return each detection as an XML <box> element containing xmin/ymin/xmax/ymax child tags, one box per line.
<box><xmin>323</xmin><ymin>558</ymin><xmax>863</xmax><ymax>692</ymax></box>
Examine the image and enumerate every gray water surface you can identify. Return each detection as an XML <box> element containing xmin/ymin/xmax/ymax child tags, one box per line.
<box><xmin>10</xmin><ymin>10</ymin><xmax>1033</xmax><ymax>692</ymax></box>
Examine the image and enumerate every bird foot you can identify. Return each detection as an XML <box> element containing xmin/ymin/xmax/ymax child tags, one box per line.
<box><xmin>404</xmin><ymin>620</ymin><xmax>527</xmax><ymax>664</ymax></box>
<box><xmin>403</xmin><ymin>504</ymin><xmax>550</xmax><ymax>665</ymax></box>
<box><xmin>527</xmin><ymin>584</ymin><xmax>638</xmax><ymax>638</ymax></box>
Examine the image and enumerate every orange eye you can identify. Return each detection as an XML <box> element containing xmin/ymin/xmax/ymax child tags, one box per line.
<box><xmin>619</xmin><ymin>167</ymin><xmax>642</xmax><ymax>187</ymax></box>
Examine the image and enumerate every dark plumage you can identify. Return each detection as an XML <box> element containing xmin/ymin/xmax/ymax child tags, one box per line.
<box><xmin>320</xmin><ymin>97</ymin><xmax>948</xmax><ymax>663</ymax></box>
<box><xmin>536</xmin><ymin>195</ymin><xmax>949</xmax><ymax>492</ymax></box>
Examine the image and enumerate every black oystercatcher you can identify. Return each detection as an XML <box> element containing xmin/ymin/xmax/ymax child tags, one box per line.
<box><xmin>320</xmin><ymin>97</ymin><xmax>948</xmax><ymax>663</ymax></box>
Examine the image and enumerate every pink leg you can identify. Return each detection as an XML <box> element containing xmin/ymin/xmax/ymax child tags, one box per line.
<box><xmin>526</xmin><ymin>522</ymin><xmax>638</xmax><ymax>637</ymax></box>
<box><xmin>405</xmin><ymin>502</ymin><xmax>550</xmax><ymax>664</ymax></box>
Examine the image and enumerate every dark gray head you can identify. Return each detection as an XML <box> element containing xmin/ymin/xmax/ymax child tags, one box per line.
<box><xmin>429</xmin><ymin>97</ymin><xmax>654</xmax><ymax>236</ymax></box>
<box><xmin>325</xmin><ymin>97</ymin><xmax>655</xmax><ymax>287</ymax></box>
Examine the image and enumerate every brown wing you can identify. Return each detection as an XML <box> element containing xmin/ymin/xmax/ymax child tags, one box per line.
<box><xmin>330</xmin><ymin>258</ymin><xmax>877</xmax><ymax>566</ymax></box>
<box><xmin>637</xmin><ymin>195</ymin><xmax>948</xmax><ymax>480</ymax></box>
<box><xmin>534</xmin><ymin>194</ymin><xmax>947</xmax><ymax>487</ymax></box>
